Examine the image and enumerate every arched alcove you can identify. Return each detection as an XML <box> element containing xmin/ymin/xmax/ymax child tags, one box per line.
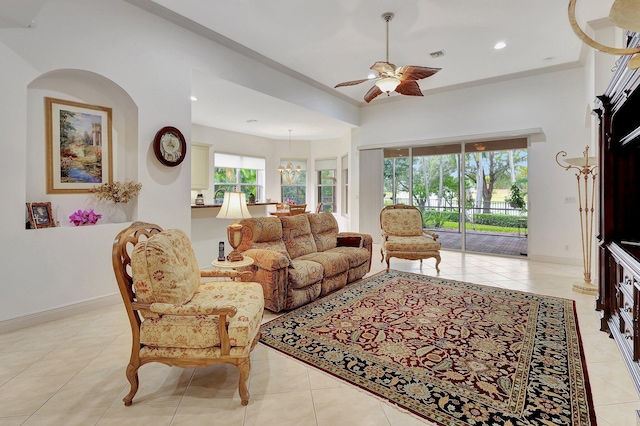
<box><xmin>26</xmin><ymin>69</ymin><xmax>139</xmax><ymax>225</ymax></box>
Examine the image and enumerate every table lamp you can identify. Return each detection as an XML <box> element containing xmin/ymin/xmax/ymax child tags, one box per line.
<box><xmin>216</xmin><ymin>191</ymin><xmax>251</xmax><ymax>262</ymax></box>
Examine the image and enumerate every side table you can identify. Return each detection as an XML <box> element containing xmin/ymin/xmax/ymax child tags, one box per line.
<box><xmin>211</xmin><ymin>256</ymin><xmax>254</xmax><ymax>270</ymax></box>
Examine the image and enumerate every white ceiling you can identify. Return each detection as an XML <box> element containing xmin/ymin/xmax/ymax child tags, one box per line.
<box><xmin>2</xmin><ymin>0</ymin><xmax>616</xmax><ymax>140</ymax></box>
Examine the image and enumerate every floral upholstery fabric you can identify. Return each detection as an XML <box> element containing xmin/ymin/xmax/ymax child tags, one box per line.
<box><xmin>281</xmin><ymin>214</ymin><xmax>318</xmax><ymax>259</ymax></box>
<box><xmin>140</xmin><ymin>281</ymin><xmax>263</xmax><ymax>348</ymax></box>
<box><xmin>132</xmin><ymin>229</ymin><xmax>200</xmax><ymax>318</ymax></box>
<box><xmin>242</xmin><ymin>248</ymin><xmax>290</xmax><ymax>272</ymax></box>
<box><xmin>307</xmin><ymin>212</ymin><xmax>338</xmax><ymax>252</ymax></box>
<box><xmin>243</xmin><ymin>265</ymin><xmax>289</xmax><ymax>313</ymax></box>
<box><xmin>297</xmin><ymin>252</ymin><xmax>349</xmax><ymax>277</ymax></box>
<box><xmin>288</xmin><ymin>259</ymin><xmax>324</xmax><ymax>289</ymax></box>
<box><xmin>380</xmin><ymin>208</ymin><xmax>423</xmax><ymax>236</ymax></box>
<box><xmin>380</xmin><ymin>205</ymin><xmax>442</xmax><ymax>272</ymax></box>
<box><xmin>140</xmin><ymin>345</ymin><xmax>252</xmax><ymax>359</ymax></box>
<box><xmin>326</xmin><ymin>247</ymin><xmax>369</xmax><ymax>270</ymax></box>
<box><xmin>239</xmin><ymin>217</ymin><xmax>292</xmax><ymax>265</ymax></box>
<box><xmin>384</xmin><ymin>235</ymin><xmax>441</xmax><ymax>252</ymax></box>
<box><xmin>131</xmin><ymin>228</ymin><xmax>264</xmax><ymax>349</ymax></box>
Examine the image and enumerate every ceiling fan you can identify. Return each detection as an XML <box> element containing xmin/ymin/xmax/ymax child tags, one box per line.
<box><xmin>334</xmin><ymin>12</ymin><xmax>441</xmax><ymax>103</ymax></box>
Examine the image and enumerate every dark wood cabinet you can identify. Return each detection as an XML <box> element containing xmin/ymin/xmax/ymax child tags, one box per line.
<box><xmin>597</xmin><ymin>31</ymin><xmax>640</xmax><ymax>395</ymax></box>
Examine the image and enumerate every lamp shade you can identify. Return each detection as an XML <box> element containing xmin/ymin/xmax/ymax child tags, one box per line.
<box><xmin>375</xmin><ymin>77</ymin><xmax>400</xmax><ymax>93</ymax></box>
<box><xmin>216</xmin><ymin>192</ymin><xmax>251</xmax><ymax>220</ymax></box>
<box><xmin>563</xmin><ymin>156</ymin><xmax>598</xmax><ymax>168</ymax></box>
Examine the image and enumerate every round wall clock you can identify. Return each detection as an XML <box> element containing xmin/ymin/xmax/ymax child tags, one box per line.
<box><xmin>153</xmin><ymin>126</ymin><xmax>186</xmax><ymax>167</ymax></box>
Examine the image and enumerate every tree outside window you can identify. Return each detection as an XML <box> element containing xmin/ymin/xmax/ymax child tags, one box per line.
<box><xmin>281</xmin><ymin>171</ymin><xmax>306</xmax><ymax>204</ymax></box>
<box><xmin>213</xmin><ymin>167</ymin><xmax>260</xmax><ymax>202</ymax></box>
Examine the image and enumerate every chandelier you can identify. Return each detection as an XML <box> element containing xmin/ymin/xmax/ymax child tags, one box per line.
<box><xmin>278</xmin><ymin>129</ymin><xmax>301</xmax><ymax>184</ymax></box>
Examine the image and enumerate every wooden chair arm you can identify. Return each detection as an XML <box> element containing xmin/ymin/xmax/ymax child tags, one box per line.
<box><xmin>133</xmin><ymin>300</ymin><xmax>236</xmax><ymax>356</ymax></box>
<box><xmin>149</xmin><ymin>303</ymin><xmax>238</xmax><ymax>317</ymax></box>
<box><xmin>201</xmin><ymin>269</ymin><xmax>254</xmax><ymax>282</ymax></box>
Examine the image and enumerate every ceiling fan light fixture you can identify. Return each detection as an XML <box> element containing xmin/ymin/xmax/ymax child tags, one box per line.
<box><xmin>376</xmin><ymin>77</ymin><xmax>401</xmax><ymax>94</ymax></box>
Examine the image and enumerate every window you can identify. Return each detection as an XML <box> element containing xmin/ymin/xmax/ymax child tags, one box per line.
<box><xmin>316</xmin><ymin>158</ymin><xmax>337</xmax><ymax>212</ymax></box>
<box><xmin>280</xmin><ymin>159</ymin><xmax>307</xmax><ymax>204</ymax></box>
<box><xmin>341</xmin><ymin>154</ymin><xmax>348</xmax><ymax>215</ymax></box>
<box><xmin>213</xmin><ymin>153</ymin><xmax>265</xmax><ymax>202</ymax></box>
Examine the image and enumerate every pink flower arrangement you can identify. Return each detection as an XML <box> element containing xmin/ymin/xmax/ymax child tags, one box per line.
<box><xmin>285</xmin><ymin>199</ymin><xmax>295</xmax><ymax>205</ymax></box>
<box><xmin>69</xmin><ymin>209</ymin><xmax>102</xmax><ymax>226</ymax></box>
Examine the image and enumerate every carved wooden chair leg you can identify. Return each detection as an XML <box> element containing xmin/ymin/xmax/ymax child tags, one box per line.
<box><xmin>380</xmin><ymin>248</ymin><xmax>384</xmax><ymax>262</ymax></box>
<box><xmin>237</xmin><ymin>358</ymin><xmax>251</xmax><ymax>406</ymax></box>
<box><xmin>123</xmin><ymin>362</ymin><xmax>140</xmax><ymax>406</ymax></box>
<box><xmin>385</xmin><ymin>255</ymin><xmax>391</xmax><ymax>271</ymax></box>
<box><xmin>434</xmin><ymin>255</ymin><xmax>441</xmax><ymax>273</ymax></box>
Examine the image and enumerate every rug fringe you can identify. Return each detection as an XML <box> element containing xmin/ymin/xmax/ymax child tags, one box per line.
<box><xmin>257</xmin><ymin>342</ymin><xmax>440</xmax><ymax>426</ymax></box>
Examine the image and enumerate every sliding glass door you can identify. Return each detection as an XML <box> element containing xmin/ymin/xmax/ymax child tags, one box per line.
<box><xmin>383</xmin><ymin>140</ymin><xmax>528</xmax><ymax>257</ymax></box>
<box><xmin>463</xmin><ymin>140</ymin><xmax>528</xmax><ymax>256</ymax></box>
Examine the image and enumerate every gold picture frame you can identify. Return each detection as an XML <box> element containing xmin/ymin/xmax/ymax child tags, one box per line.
<box><xmin>45</xmin><ymin>97</ymin><xmax>113</xmax><ymax>194</ymax></box>
<box><xmin>26</xmin><ymin>202</ymin><xmax>56</xmax><ymax>229</ymax></box>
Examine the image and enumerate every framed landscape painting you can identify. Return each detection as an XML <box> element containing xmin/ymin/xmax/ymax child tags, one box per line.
<box><xmin>45</xmin><ymin>97</ymin><xmax>113</xmax><ymax>193</ymax></box>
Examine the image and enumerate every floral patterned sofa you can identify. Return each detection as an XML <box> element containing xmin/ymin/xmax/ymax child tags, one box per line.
<box><xmin>238</xmin><ymin>212</ymin><xmax>372</xmax><ymax>312</ymax></box>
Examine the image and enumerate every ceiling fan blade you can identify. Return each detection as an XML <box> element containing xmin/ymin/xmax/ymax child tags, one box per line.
<box><xmin>396</xmin><ymin>66</ymin><xmax>441</xmax><ymax>81</ymax></box>
<box><xmin>364</xmin><ymin>85</ymin><xmax>383</xmax><ymax>103</ymax></box>
<box><xmin>395</xmin><ymin>80</ymin><xmax>423</xmax><ymax>97</ymax></box>
<box><xmin>370</xmin><ymin>61</ymin><xmax>396</xmax><ymax>75</ymax></box>
<box><xmin>334</xmin><ymin>79</ymin><xmax>370</xmax><ymax>88</ymax></box>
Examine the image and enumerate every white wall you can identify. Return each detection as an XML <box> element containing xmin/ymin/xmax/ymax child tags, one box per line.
<box><xmin>309</xmin><ymin>133</ymin><xmax>352</xmax><ymax>230</ymax></box>
<box><xmin>356</xmin><ymin>68</ymin><xmax>593</xmax><ymax>264</ymax></box>
<box><xmin>0</xmin><ymin>0</ymin><xmax>356</xmax><ymax>327</ymax></box>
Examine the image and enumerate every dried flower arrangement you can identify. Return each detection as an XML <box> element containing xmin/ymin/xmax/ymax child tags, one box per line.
<box><xmin>69</xmin><ymin>209</ymin><xmax>102</xmax><ymax>226</ymax></box>
<box><xmin>92</xmin><ymin>181</ymin><xmax>142</xmax><ymax>203</ymax></box>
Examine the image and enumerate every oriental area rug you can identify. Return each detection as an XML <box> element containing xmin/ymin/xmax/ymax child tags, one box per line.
<box><xmin>259</xmin><ymin>270</ymin><xmax>596</xmax><ymax>426</ymax></box>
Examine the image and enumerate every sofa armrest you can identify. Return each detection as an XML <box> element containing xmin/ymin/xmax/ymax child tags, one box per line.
<box><xmin>423</xmin><ymin>229</ymin><xmax>439</xmax><ymax>241</ymax></box>
<box><xmin>337</xmin><ymin>235</ymin><xmax>363</xmax><ymax>248</ymax></box>
<box><xmin>243</xmin><ymin>248</ymin><xmax>290</xmax><ymax>271</ymax></box>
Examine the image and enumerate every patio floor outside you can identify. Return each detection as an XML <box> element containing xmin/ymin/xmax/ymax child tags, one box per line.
<box><xmin>430</xmin><ymin>228</ymin><xmax>528</xmax><ymax>257</ymax></box>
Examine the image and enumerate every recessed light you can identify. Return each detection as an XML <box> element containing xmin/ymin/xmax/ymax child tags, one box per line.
<box><xmin>246</xmin><ymin>119</ymin><xmax>258</xmax><ymax>123</ymax></box>
<box><xmin>190</xmin><ymin>96</ymin><xmax>198</xmax><ymax>101</ymax></box>
<box><xmin>494</xmin><ymin>41</ymin><xmax>507</xmax><ymax>50</ymax></box>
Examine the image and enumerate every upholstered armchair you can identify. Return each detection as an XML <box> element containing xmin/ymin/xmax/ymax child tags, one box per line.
<box><xmin>380</xmin><ymin>205</ymin><xmax>441</xmax><ymax>272</ymax></box>
<box><xmin>112</xmin><ymin>222</ymin><xmax>264</xmax><ymax>406</ymax></box>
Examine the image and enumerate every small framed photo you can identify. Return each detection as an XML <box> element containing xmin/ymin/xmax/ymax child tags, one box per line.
<box><xmin>27</xmin><ymin>202</ymin><xmax>56</xmax><ymax>229</ymax></box>
<box><xmin>45</xmin><ymin>97</ymin><xmax>113</xmax><ymax>194</ymax></box>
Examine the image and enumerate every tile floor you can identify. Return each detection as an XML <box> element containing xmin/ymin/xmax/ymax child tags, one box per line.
<box><xmin>1</xmin><ymin>247</ymin><xmax>639</xmax><ymax>425</ymax></box>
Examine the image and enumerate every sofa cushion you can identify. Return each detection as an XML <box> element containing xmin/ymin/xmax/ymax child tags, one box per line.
<box><xmin>288</xmin><ymin>259</ymin><xmax>324</xmax><ymax>289</ymax></box>
<box><xmin>384</xmin><ymin>235</ymin><xmax>441</xmax><ymax>252</ymax></box>
<box><xmin>307</xmin><ymin>212</ymin><xmax>338</xmax><ymax>251</ymax></box>
<box><xmin>381</xmin><ymin>208</ymin><xmax>423</xmax><ymax>236</ymax></box>
<box><xmin>281</xmin><ymin>214</ymin><xmax>317</xmax><ymax>259</ymax></box>
<box><xmin>140</xmin><ymin>281</ymin><xmax>264</xmax><ymax>348</ymax></box>
<box><xmin>132</xmin><ymin>229</ymin><xmax>200</xmax><ymax>317</ymax></box>
<box><xmin>296</xmin><ymin>251</ymin><xmax>349</xmax><ymax>277</ymax></box>
<box><xmin>326</xmin><ymin>247</ymin><xmax>370</xmax><ymax>269</ymax></box>
<box><xmin>239</xmin><ymin>217</ymin><xmax>292</xmax><ymax>265</ymax></box>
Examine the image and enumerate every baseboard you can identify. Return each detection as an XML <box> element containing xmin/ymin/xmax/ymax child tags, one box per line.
<box><xmin>528</xmin><ymin>254</ymin><xmax>582</xmax><ymax>266</ymax></box>
<box><xmin>0</xmin><ymin>293</ymin><xmax>121</xmax><ymax>334</ymax></box>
